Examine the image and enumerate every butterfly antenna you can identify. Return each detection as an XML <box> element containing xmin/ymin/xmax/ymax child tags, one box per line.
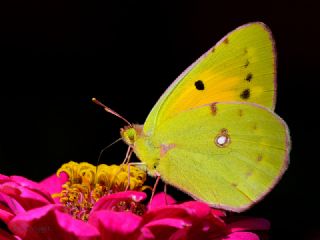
<box><xmin>92</xmin><ymin>98</ymin><xmax>132</xmax><ymax>126</ymax></box>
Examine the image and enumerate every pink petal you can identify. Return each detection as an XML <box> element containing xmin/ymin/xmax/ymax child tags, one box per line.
<box><xmin>0</xmin><ymin>174</ymin><xmax>10</xmax><ymax>182</ymax></box>
<box><xmin>0</xmin><ymin>193</ymin><xmax>26</xmax><ymax>216</ymax></box>
<box><xmin>10</xmin><ymin>176</ymin><xmax>54</xmax><ymax>202</ymax></box>
<box><xmin>141</xmin><ymin>201</ymin><xmax>229</xmax><ymax>240</ymax></box>
<box><xmin>10</xmin><ymin>176</ymin><xmax>47</xmax><ymax>192</ymax></box>
<box><xmin>136</xmin><ymin>204</ymin><xmax>193</xmax><ymax>240</ymax></box>
<box><xmin>0</xmin><ymin>182</ymin><xmax>53</xmax><ymax>210</ymax></box>
<box><xmin>8</xmin><ymin>204</ymin><xmax>100</xmax><ymax>240</ymax></box>
<box><xmin>165</xmin><ymin>230</ymin><xmax>187</xmax><ymax>240</ymax></box>
<box><xmin>182</xmin><ymin>211</ymin><xmax>228</xmax><ymax>240</ymax></box>
<box><xmin>0</xmin><ymin>228</ymin><xmax>22</xmax><ymax>240</ymax></box>
<box><xmin>222</xmin><ymin>231</ymin><xmax>260</xmax><ymax>240</ymax></box>
<box><xmin>142</xmin><ymin>201</ymin><xmax>213</xmax><ymax>227</ymax></box>
<box><xmin>143</xmin><ymin>218</ymin><xmax>187</xmax><ymax>229</ymax></box>
<box><xmin>147</xmin><ymin>192</ymin><xmax>176</xmax><ymax>210</ymax></box>
<box><xmin>39</xmin><ymin>173</ymin><xmax>68</xmax><ymax>203</ymax></box>
<box><xmin>139</xmin><ymin>218</ymin><xmax>187</xmax><ymax>240</ymax></box>
<box><xmin>211</xmin><ymin>208</ymin><xmax>226</xmax><ymax>217</ymax></box>
<box><xmin>228</xmin><ymin>217</ymin><xmax>270</xmax><ymax>232</ymax></box>
<box><xmin>178</xmin><ymin>201</ymin><xmax>211</xmax><ymax>218</ymax></box>
<box><xmin>0</xmin><ymin>175</ymin><xmax>54</xmax><ymax>210</ymax></box>
<box><xmin>0</xmin><ymin>207</ymin><xmax>15</xmax><ymax>223</ymax></box>
<box><xmin>89</xmin><ymin>210</ymin><xmax>141</xmax><ymax>240</ymax></box>
<box><xmin>143</xmin><ymin>206</ymin><xmax>191</xmax><ymax>223</ymax></box>
<box><xmin>92</xmin><ymin>191</ymin><xmax>147</xmax><ymax>213</ymax></box>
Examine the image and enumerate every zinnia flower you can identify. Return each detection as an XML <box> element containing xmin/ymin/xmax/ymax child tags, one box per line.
<box><xmin>0</xmin><ymin>161</ymin><xmax>270</xmax><ymax>239</ymax></box>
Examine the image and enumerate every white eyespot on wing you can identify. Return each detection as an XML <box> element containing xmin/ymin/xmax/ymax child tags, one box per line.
<box><xmin>215</xmin><ymin>129</ymin><xmax>231</xmax><ymax>148</ymax></box>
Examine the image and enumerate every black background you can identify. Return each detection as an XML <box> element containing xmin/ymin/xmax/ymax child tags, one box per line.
<box><xmin>1</xmin><ymin>0</ymin><xmax>319</xmax><ymax>239</ymax></box>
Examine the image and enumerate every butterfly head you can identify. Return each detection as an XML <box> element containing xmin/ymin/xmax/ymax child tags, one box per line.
<box><xmin>120</xmin><ymin>124</ymin><xmax>143</xmax><ymax>146</ymax></box>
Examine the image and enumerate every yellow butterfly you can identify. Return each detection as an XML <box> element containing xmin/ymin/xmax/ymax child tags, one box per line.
<box><xmin>98</xmin><ymin>22</ymin><xmax>290</xmax><ymax>212</ymax></box>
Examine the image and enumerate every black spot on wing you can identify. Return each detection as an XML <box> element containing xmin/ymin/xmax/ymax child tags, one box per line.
<box><xmin>244</xmin><ymin>60</ymin><xmax>250</xmax><ymax>68</ymax></box>
<box><xmin>240</xmin><ymin>89</ymin><xmax>250</xmax><ymax>100</ymax></box>
<box><xmin>194</xmin><ymin>80</ymin><xmax>205</xmax><ymax>90</ymax></box>
<box><xmin>245</xmin><ymin>73</ymin><xmax>253</xmax><ymax>82</ymax></box>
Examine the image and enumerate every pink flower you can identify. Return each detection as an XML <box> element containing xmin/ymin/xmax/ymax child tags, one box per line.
<box><xmin>0</xmin><ymin>162</ymin><xmax>270</xmax><ymax>239</ymax></box>
<box><xmin>0</xmin><ymin>173</ymin><xmax>55</xmax><ymax>237</ymax></box>
<box><xmin>93</xmin><ymin>192</ymin><xmax>269</xmax><ymax>240</ymax></box>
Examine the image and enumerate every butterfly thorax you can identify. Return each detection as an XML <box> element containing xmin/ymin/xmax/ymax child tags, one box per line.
<box><xmin>120</xmin><ymin>124</ymin><xmax>160</xmax><ymax>177</ymax></box>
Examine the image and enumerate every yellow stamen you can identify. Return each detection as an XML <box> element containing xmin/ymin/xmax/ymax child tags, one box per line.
<box><xmin>55</xmin><ymin>161</ymin><xmax>148</xmax><ymax>221</ymax></box>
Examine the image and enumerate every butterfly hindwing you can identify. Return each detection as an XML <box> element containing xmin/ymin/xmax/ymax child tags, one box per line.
<box><xmin>144</xmin><ymin>22</ymin><xmax>276</xmax><ymax>134</ymax></box>
<box><xmin>148</xmin><ymin>102</ymin><xmax>289</xmax><ymax>212</ymax></box>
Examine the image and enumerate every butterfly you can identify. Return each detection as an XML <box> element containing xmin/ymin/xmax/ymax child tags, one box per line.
<box><xmin>96</xmin><ymin>22</ymin><xmax>290</xmax><ymax>212</ymax></box>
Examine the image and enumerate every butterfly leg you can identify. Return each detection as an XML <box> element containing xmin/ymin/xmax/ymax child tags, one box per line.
<box><xmin>116</xmin><ymin>146</ymin><xmax>133</xmax><ymax>182</ymax></box>
<box><xmin>122</xmin><ymin>146</ymin><xmax>133</xmax><ymax>165</ymax></box>
<box><xmin>125</xmin><ymin>162</ymin><xmax>147</xmax><ymax>191</ymax></box>
<box><xmin>107</xmin><ymin>146</ymin><xmax>134</xmax><ymax>188</ymax></box>
<box><xmin>164</xmin><ymin>183</ymin><xmax>169</xmax><ymax>205</ymax></box>
<box><xmin>149</xmin><ymin>172</ymin><xmax>161</xmax><ymax>204</ymax></box>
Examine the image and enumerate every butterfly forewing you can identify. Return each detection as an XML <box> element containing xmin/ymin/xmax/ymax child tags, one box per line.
<box><xmin>144</xmin><ymin>22</ymin><xmax>276</xmax><ymax>135</ymax></box>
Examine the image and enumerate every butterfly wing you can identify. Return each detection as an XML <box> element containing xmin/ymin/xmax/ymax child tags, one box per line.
<box><xmin>144</xmin><ymin>22</ymin><xmax>276</xmax><ymax>134</ymax></box>
<box><xmin>151</xmin><ymin>102</ymin><xmax>289</xmax><ymax>212</ymax></box>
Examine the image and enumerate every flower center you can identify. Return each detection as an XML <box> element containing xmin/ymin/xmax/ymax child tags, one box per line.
<box><xmin>56</xmin><ymin>161</ymin><xmax>148</xmax><ymax>221</ymax></box>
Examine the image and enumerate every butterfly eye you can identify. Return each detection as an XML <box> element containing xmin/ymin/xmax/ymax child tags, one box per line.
<box><xmin>215</xmin><ymin>129</ymin><xmax>231</xmax><ymax>148</ymax></box>
<box><xmin>120</xmin><ymin>127</ymin><xmax>137</xmax><ymax>145</ymax></box>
